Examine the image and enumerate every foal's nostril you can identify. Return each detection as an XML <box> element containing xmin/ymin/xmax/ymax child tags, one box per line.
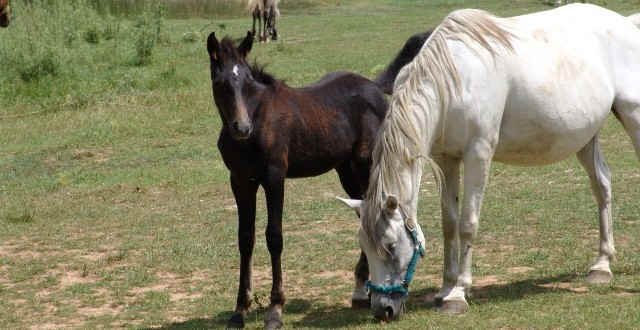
<box><xmin>374</xmin><ymin>306</ymin><xmax>394</xmax><ymax>322</ymax></box>
<box><xmin>232</xmin><ymin>121</ymin><xmax>240</xmax><ymax>132</ymax></box>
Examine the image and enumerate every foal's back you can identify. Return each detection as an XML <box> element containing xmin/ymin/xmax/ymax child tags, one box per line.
<box><xmin>262</xmin><ymin>72</ymin><xmax>387</xmax><ymax>178</ymax></box>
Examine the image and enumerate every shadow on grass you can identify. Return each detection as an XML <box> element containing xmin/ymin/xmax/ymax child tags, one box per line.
<box><xmin>145</xmin><ymin>273</ymin><xmax>639</xmax><ymax>329</ymax></box>
<box><xmin>409</xmin><ymin>272</ymin><xmax>640</xmax><ymax>311</ymax></box>
<box><xmin>144</xmin><ymin>298</ymin><xmax>373</xmax><ymax>329</ymax></box>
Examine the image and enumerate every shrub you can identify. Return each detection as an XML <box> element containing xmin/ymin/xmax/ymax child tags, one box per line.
<box><xmin>132</xmin><ymin>1</ymin><xmax>167</xmax><ymax>66</ymax></box>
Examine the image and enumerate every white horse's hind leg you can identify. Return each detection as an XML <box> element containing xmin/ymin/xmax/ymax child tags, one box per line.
<box><xmin>434</xmin><ymin>156</ymin><xmax>461</xmax><ymax>303</ymax></box>
<box><xmin>576</xmin><ymin>135</ymin><xmax>615</xmax><ymax>283</ymax></box>
<box><xmin>613</xmin><ymin>101</ymin><xmax>640</xmax><ymax>161</ymax></box>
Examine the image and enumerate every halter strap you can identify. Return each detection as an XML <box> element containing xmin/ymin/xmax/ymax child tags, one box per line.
<box><xmin>365</xmin><ymin>222</ymin><xmax>425</xmax><ymax>296</ymax></box>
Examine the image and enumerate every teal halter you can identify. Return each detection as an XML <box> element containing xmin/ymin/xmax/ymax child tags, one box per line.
<box><xmin>365</xmin><ymin>224</ymin><xmax>425</xmax><ymax>296</ymax></box>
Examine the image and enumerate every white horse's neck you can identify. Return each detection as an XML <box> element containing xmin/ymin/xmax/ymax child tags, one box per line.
<box><xmin>366</xmin><ymin>69</ymin><xmax>444</xmax><ymax>228</ymax></box>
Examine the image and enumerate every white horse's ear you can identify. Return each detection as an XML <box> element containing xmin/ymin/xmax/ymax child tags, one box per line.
<box><xmin>384</xmin><ymin>194</ymin><xmax>398</xmax><ymax>214</ymax></box>
<box><xmin>336</xmin><ymin>197</ymin><xmax>362</xmax><ymax>210</ymax></box>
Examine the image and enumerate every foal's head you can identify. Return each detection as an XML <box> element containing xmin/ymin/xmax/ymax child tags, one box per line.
<box><xmin>0</xmin><ymin>0</ymin><xmax>10</xmax><ymax>28</ymax></box>
<box><xmin>207</xmin><ymin>31</ymin><xmax>260</xmax><ymax>140</ymax></box>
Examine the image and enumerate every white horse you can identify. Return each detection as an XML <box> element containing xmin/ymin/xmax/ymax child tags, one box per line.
<box><xmin>248</xmin><ymin>0</ymin><xmax>280</xmax><ymax>42</ymax></box>
<box><xmin>339</xmin><ymin>3</ymin><xmax>640</xmax><ymax>321</ymax></box>
<box><xmin>629</xmin><ymin>12</ymin><xmax>640</xmax><ymax>28</ymax></box>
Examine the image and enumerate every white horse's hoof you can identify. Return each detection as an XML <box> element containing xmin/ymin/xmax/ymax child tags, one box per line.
<box><xmin>264</xmin><ymin>319</ymin><xmax>283</xmax><ymax>330</ymax></box>
<box><xmin>264</xmin><ymin>305</ymin><xmax>283</xmax><ymax>330</ymax></box>
<box><xmin>437</xmin><ymin>300</ymin><xmax>469</xmax><ymax>314</ymax></box>
<box><xmin>586</xmin><ymin>269</ymin><xmax>612</xmax><ymax>284</ymax></box>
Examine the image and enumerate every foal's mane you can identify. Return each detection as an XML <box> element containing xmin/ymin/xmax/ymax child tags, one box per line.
<box><xmin>219</xmin><ymin>37</ymin><xmax>277</xmax><ymax>86</ymax></box>
<box><xmin>363</xmin><ymin>9</ymin><xmax>515</xmax><ymax>253</ymax></box>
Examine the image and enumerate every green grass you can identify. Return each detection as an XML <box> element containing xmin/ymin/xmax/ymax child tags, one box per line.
<box><xmin>1</xmin><ymin>0</ymin><xmax>640</xmax><ymax>328</ymax></box>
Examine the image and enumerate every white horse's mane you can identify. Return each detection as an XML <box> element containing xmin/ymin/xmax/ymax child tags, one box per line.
<box><xmin>363</xmin><ymin>9</ymin><xmax>515</xmax><ymax>253</ymax></box>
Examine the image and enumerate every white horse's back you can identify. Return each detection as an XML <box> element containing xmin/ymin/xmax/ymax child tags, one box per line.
<box><xmin>629</xmin><ymin>12</ymin><xmax>640</xmax><ymax>28</ymax></box>
<box><xmin>440</xmin><ymin>4</ymin><xmax>640</xmax><ymax>165</ymax></box>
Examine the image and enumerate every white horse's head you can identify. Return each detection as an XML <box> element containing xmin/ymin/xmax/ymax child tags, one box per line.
<box><xmin>338</xmin><ymin>194</ymin><xmax>426</xmax><ymax>322</ymax></box>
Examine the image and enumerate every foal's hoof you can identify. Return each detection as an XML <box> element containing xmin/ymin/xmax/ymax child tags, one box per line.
<box><xmin>351</xmin><ymin>298</ymin><xmax>371</xmax><ymax>309</ymax></box>
<box><xmin>586</xmin><ymin>269</ymin><xmax>612</xmax><ymax>284</ymax></box>
<box><xmin>264</xmin><ymin>319</ymin><xmax>283</xmax><ymax>330</ymax></box>
<box><xmin>226</xmin><ymin>312</ymin><xmax>245</xmax><ymax>328</ymax></box>
<box><xmin>437</xmin><ymin>300</ymin><xmax>469</xmax><ymax>314</ymax></box>
<box><xmin>264</xmin><ymin>305</ymin><xmax>283</xmax><ymax>330</ymax></box>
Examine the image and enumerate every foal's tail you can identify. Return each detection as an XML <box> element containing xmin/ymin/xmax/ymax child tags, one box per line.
<box><xmin>374</xmin><ymin>30</ymin><xmax>432</xmax><ymax>95</ymax></box>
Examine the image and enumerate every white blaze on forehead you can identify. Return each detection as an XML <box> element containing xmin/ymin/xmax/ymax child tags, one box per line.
<box><xmin>232</xmin><ymin>65</ymin><xmax>239</xmax><ymax>76</ymax></box>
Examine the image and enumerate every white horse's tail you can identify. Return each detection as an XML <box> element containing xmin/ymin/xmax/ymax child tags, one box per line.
<box><xmin>248</xmin><ymin>0</ymin><xmax>279</xmax><ymax>16</ymax></box>
<box><xmin>628</xmin><ymin>13</ymin><xmax>640</xmax><ymax>29</ymax></box>
<box><xmin>247</xmin><ymin>0</ymin><xmax>263</xmax><ymax>12</ymax></box>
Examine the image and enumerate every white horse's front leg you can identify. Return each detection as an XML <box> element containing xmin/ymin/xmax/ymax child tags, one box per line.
<box><xmin>434</xmin><ymin>156</ymin><xmax>461</xmax><ymax>303</ymax></box>
<box><xmin>576</xmin><ymin>135</ymin><xmax>615</xmax><ymax>283</ymax></box>
<box><xmin>439</xmin><ymin>141</ymin><xmax>493</xmax><ymax>314</ymax></box>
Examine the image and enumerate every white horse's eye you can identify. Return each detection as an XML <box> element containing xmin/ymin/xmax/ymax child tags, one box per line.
<box><xmin>388</xmin><ymin>243</ymin><xmax>397</xmax><ymax>252</ymax></box>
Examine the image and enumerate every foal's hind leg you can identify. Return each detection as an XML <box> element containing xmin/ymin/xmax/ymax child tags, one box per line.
<box><xmin>336</xmin><ymin>163</ymin><xmax>370</xmax><ymax>309</ymax></box>
<box><xmin>576</xmin><ymin>135</ymin><xmax>615</xmax><ymax>284</ymax></box>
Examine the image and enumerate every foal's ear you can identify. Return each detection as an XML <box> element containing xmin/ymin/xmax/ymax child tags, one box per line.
<box><xmin>238</xmin><ymin>30</ymin><xmax>255</xmax><ymax>58</ymax></box>
<box><xmin>336</xmin><ymin>197</ymin><xmax>362</xmax><ymax>212</ymax></box>
<box><xmin>207</xmin><ymin>32</ymin><xmax>220</xmax><ymax>60</ymax></box>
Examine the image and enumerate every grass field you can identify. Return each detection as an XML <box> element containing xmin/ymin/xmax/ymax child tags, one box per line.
<box><xmin>1</xmin><ymin>0</ymin><xmax>640</xmax><ymax>328</ymax></box>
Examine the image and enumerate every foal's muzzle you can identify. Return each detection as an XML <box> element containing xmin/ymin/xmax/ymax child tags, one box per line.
<box><xmin>231</xmin><ymin>120</ymin><xmax>253</xmax><ymax>140</ymax></box>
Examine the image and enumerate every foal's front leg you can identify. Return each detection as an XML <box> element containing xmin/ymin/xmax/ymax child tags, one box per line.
<box><xmin>336</xmin><ymin>163</ymin><xmax>370</xmax><ymax>308</ymax></box>
<box><xmin>263</xmin><ymin>166</ymin><xmax>286</xmax><ymax>329</ymax></box>
<box><xmin>227</xmin><ymin>174</ymin><xmax>259</xmax><ymax>328</ymax></box>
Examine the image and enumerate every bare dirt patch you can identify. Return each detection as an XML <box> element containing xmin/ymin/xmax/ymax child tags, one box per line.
<box><xmin>313</xmin><ymin>270</ymin><xmax>352</xmax><ymax>281</ymax></box>
<box><xmin>538</xmin><ymin>281</ymin><xmax>588</xmax><ymax>293</ymax></box>
<box><xmin>507</xmin><ymin>266</ymin><xmax>535</xmax><ymax>274</ymax></box>
<box><xmin>72</xmin><ymin>148</ymin><xmax>113</xmax><ymax>163</ymax></box>
<box><xmin>474</xmin><ymin>275</ymin><xmax>505</xmax><ymax>287</ymax></box>
<box><xmin>58</xmin><ymin>270</ymin><xmax>97</xmax><ymax>289</ymax></box>
<box><xmin>77</xmin><ymin>304</ymin><xmax>124</xmax><ymax>317</ymax></box>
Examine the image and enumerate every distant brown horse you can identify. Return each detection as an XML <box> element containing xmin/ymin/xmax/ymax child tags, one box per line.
<box><xmin>206</xmin><ymin>29</ymin><xmax>429</xmax><ymax>329</ymax></box>
<box><xmin>248</xmin><ymin>0</ymin><xmax>279</xmax><ymax>42</ymax></box>
<box><xmin>0</xmin><ymin>0</ymin><xmax>10</xmax><ymax>28</ymax></box>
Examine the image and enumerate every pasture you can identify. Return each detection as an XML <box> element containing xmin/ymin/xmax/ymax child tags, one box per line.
<box><xmin>1</xmin><ymin>0</ymin><xmax>639</xmax><ymax>328</ymax></box>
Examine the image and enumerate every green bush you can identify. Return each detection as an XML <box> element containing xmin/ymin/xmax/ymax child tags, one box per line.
<box><xmin>133</xmin><ymin>1</ymin><xmax>167</xmax><ymax>66</ymax></box>
<box><xmin>18</xmin><ymin>52</ymin><xmax>60</xmax><ymax>82</ymax></box>
<box><xmin>0</xmin><ymin>0</ymin><xmax>169</xmax><ymax>115</ymax></box>
<box><xmin>84</xmin><ymin>26</ymin><xmax>101</xmax><ymax>44</ymax></box>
